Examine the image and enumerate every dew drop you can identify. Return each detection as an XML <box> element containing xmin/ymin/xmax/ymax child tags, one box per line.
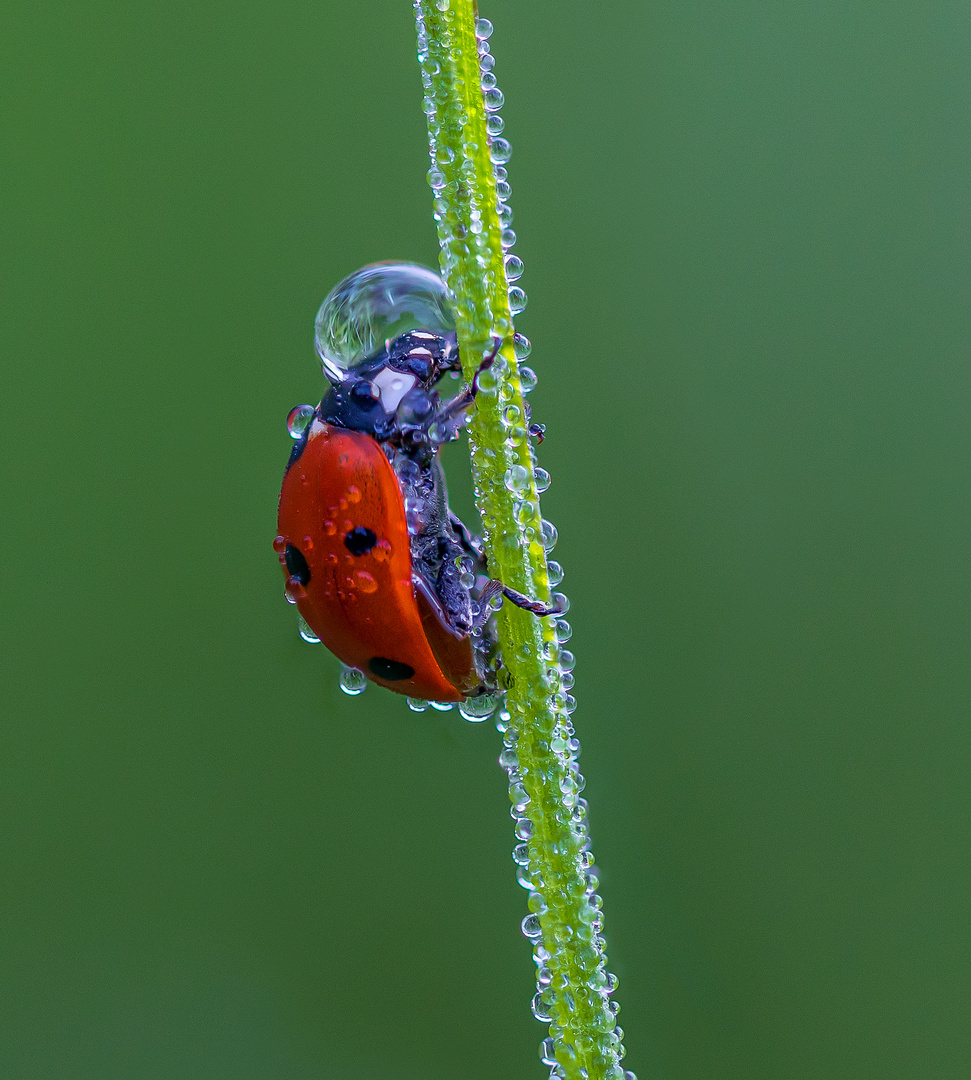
<box><xmin>407</xmin><ymin>697</ymin><xmax>429</xmax><ymax>712</ymax></box>
<box><xmin>481</xmin><ymin>72</ymin><xmax>497</xmax><ymax>90</ymax></box>
<box><xmin>490</xmin><ymin>137</ymin><xmax>512</xmax><ymax>163</ymax></box>
<box><xmin>515</xmin><ymin>817</ymin><xmax>533</xmax><ymax>840</ymax></box>
<box><xmin>272</xmin><ymin>534</ymin><xmax>287</xmax><ymax>554</ymax></box>
<box><xmin>513</xmin><ymin>333</ymin><xmax>531</xmax><ymax>360</ymax></box>
<box><xmin>475</xmin><ymin>16</ymin><xmax>494</xmax><ymax>39</ymax></box>
<box><xmin>430</xmin><ymin>700</ymin><xmax>455</xmax><ymax>712</ymax></box>
<box><xmin>501</xmin><ymin>228</ymin><xmax>517</xmax><ymax>249</ymax></box>
<box><xmin>547</xmin><ymin>560</ymin><xmax>564</xmax><ymax>586</ymax></box>
<box><xmin>339</xmin><ymin>666</ymin><xmax>367</xmax><ymax>696</ymax></box>
<box><xmin>504</xmin><ymin>464</ymin><xmax>529</xmax><ymax>492</ymax></box>
<box><xmin>287</xmin><ymin>404</ymin><xmax>314</xmax><ymax>439</ymax></box>
<box><xmin>484</xmin><ymin>87</ymin><xmax>504</xmax><ymax>111</ymax></box>
<box><xmin>540</xmin><ymin>519</ymin><xmax>558</xmax><ymax>551</ymax></box>
<box><xmin>486</xmin><ymin>113</ymin><xmax>504</xmax><ymax>136</ymax></box>
<box><xmin>540</xmin><ymin>1038</ymin><xmax>557</xmax><ymax>1066</ymax></box>
<box><xmin>459</xmin><ymin>694</ymin><xmax>498</xmax><ymax>722</ymax></box>
<box><xmin>354</xmin><ymin>570</ymin><xmax>378</xmax><ymax>593</ymax></box>
<box><xmin>314</xmin><ymin>263</ymin><xmax>454</xmax><ymax>378</ymax></box>
<box><xmin>284</xmin><ymin>576</ymin><xmax>306</xmax><ymax>603</ymax></box>
<box><xmin>521</xmin><ymin>914</ymin><xmax>543</xmax><ymax>940</ymax></box>
<box><xmin>534</xmin><ymin>467</ymin><xmax>551</xmax><ymax>492</ymax></box>
<box><xmin>508</xmin><ymin>286</ymin><xmax>527</xmax><ymax>314</ymax></box>
<box><xmin>298</xmin><ymin>615</ymin><xmax>320</xmax><ymax>643</ymax></box>
<box><xmin>531</xmin><ymin>992</ymin><xmax>553</xmax><ymax>1022</ymax></box>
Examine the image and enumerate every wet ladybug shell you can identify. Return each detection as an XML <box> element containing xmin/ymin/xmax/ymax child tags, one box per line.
<box><xmin>277</xmin><ymin>420</ymin><xmax>479</xmax><ymax>701</ymax></box>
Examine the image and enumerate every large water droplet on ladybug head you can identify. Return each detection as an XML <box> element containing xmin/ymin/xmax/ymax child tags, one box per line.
<box><xmin>314</xmin><ymin>263</ymin><xmax>455</xmax><ymax>382</ymax></box>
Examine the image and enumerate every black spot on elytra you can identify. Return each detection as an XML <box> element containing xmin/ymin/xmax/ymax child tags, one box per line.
<box><xmin>368</xmin><ymin>657</ymin><xmax>415</xmax><ymax>681</ymax></box>
<box><xmin>284</xmin><ymin>544</ymin><xmax>311</xmax><ymax>585</ymax></box>
<box><xmin>344</xmin><ymin>526</ymin><xmax>377</xmax><ymax>555</ymax></box>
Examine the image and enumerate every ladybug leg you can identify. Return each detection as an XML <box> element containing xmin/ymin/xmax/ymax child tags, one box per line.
<box><xmin>471</xmin><ymin>579</ymin><xmax>563</xmax><ymax>631</ymax></box>
<box><xmin>448</xmin><ymin>512</ymin><xmax>484</xmax><ymax>561</ymax></box>
<box><xmin>427</xmin><ymin>336</ymin><xmax>503</xmax><ymax>432</ymax></box>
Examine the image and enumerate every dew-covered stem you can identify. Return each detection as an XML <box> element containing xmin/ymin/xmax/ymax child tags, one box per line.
<box><xmin>414</xmin><ymin>5</ymin><xmax>629</xmax><ymax>1080</ymax></box>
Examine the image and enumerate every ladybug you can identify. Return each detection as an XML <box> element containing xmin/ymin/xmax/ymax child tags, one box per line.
<box><xmin>275</xmin><ymin>329</ymin><xmax>558</xmax><ymax>701</ymax></box>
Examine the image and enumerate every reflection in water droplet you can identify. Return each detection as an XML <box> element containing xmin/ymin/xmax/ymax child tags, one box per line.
<box><xmin>314</xmin><ymin>263</ymin><xmax>454</xmax><ymax>378</ymax></box>
<box><xmin>508</xmin><ymin>286</ymin><xmax>527</xmax><ymax>314</ymax></box>
<box><xmin>504</xmin><ymin>254</ymin><xmax>524</xmax><ymax>281</ymax></box>
<box><xmin>504</xmin><ymin>465</ymin><xmax>529</xmax><ymax>492</ymax></box>
<box><xmin>287</xmin><ymin>404</ymin><xmax>314</xmax><ymax>439</ymax></box>
<box><xmin>534</xmin><ymin>467</ymin><xmax>551</xmax><ymax>492</ymax></box>
<box><xmin>521</xmin><ymin>914</ymin><xmax>543</xmax><ymax>939</ymax></box>
<box><xmin>407</xmin><ymin>697</ymin><xmax>429</xmax><ymax>712</ymax></box>
<box><xmin>339</xmin><ymin>665</ymin><xmax>367</xmax><ymax>696</ymax></box>
<box><xmin>547</xmin><ymin>560</ymin><xmax>564</xmax><ymax>586</ymax></box>
<box><xmin>459</xmin><ymin>694</ymin><xmax>498</xmax><ymax>721</ymax></box>
<box><xmin>298</xmin><ymin>615</ymin><xmax>320</xmax><ymax>643</ymax></box>
<box><xmin>540</xmin><ymin>519</ymin><xmax>558</xmax><ymax>551</ymax></box>
<box><xmin>513</xmin><ymin>333</ymin><xmax>531</xmax><ymax>360</ymax></box>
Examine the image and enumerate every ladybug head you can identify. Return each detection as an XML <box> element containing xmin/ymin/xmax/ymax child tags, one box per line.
<box><xmin>318</xmin><ymin>330</ymin><xmax>460</xmax><ymax>435</ymax></box>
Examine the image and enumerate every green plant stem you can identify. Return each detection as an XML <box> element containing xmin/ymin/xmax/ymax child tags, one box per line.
<box><xmin>415</xmin><ymin>5</ymin><xmax>628</xmax><ymax>1080</ymax></box>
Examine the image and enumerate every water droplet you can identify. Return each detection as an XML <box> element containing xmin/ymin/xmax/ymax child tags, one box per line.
<box><xmin>354</xmin><ymin>570</ymin><xmax>378</xmax><ymax>593</ymax></box>
<box><xmin>486</xmin><ymin>113</ymin><xmax>504</xmax><ymax>135</ymax></box>
<box><xmin>501</xmin><ymin>228</ymin><xmax>517</xmax><ymax>249</ymax></box>
<box><xmin>298</xmin><ymin>615</ymin><xmax>320</xmax><ymax>643</ymax></box>
<box><xmin>516</xmin><ymin>864</ymin><xmax>534</xmax><ymax>890</ymax></box>
<box><xmin>479</xmin><ymin>52</ymin><xmax>495</xmax><ymax>72</ymax></box>
<box><xmin>490</xmin><ymin>137</ymin><xmax>512</xmax><ymax>163</ymax></box>
<box><xmin>314</xmin><ymin>263</ymin><xmax>454</xmax><ymax>379</ymax></box>
<box><xmin>508</xmin><ymin>287</ymin><xmax>527</xmax><ymax>314</ymax></box>
<box><xmin>481</xmin><ymin>72</ymin><xmax>497</xmax><ymax>90</ymax></box>
<box><xmin>484</xmin><ymin>87</ymin><xmax>504</xmax><ymax>111</ymax></box>
<box><xmin>552</xmin><ymin>591</ymin><xmax>569</xmax><ymax>613</ymax></box>
<box><xmin>555</xmin><ymin>619</ymin><xmax>573</xmax><ymax>643</ymax></box>
<box><xmin>499</xmin><ymin>748</ymin><xmax>520</xmax><ymax>772</ymax></box>
<box><xmin>521</xmin><ymin>914</ymin><xmax>543</xmax><ymax>939</ymax></box>
<box><xmin>435</xmin><ymin>0</ymin><xmax>449</xmax><ymax>11</ymax></box>
<box><xmin>513</xmin><ymin>333</ymin><xmax>531</xmax><ymax>360</ymax></box>
<box><xmin>531</xmin><ymin>992</ymin><xmax>553</xmax><ymax>1022</ymax></box>
<box><xmin>547</xmin><ymin>560</ymin><xmax>564</xmax><ymax>586</ymax></box>
<box><xmin>504</xmin><ymin>465</ymin><xmax>529</xmax><ymax>492</ymax></box>
<box><xmin>272</xmin><ymin>534</ymin><xmax>287</xmax><ymax>554</ymax></box>
<box><xmin>515</xmin><ymin>817</ymin><xmax>533</xmax><ymax>840</ymax></box>
<box><xmin>339</xmin><ymin>666</ymin><xmax>367</xmax><ymax>696</ymax></box>
<box><xmin>475</xmin><ymin>16</ymin><xmax>494</xmax><ymax>39</ymax></box>
<box><xmin>518</xmin><ymin>366</ymin><xmax>538</xmax><ymax>394</ymax></box>
<box><xmin>430</xmin><ymin>700</ymin><xmax>454</xmax><ymax>712</ymax></box>
<box><xmin>540</xmin><ymin>519</ymin><xmax>558</xmax><ymax>551</ymax></box>
<box><xmin>459</xmin><ymin>694</ymin><xmax>498</xmax><ymax>721</ymax></box>
<box><xmin>540</xmin><ymin>1038</ymin><xmax>557</xmax><ymax>1065</ymax></box>
<box><xmin>287</xmin><ymin>404</ymin><xmax>314</xmax><ymax>439</ymax></box>
<box><xmin>559</xmin><ymin>648</ymin><xmax>575</xmax><ymax>671</ymax></box>
<box><xmin>503</xmin><ymin>404</ymin><xmax>522</xmax><ymax>425</ymax></box>
<box><xmin>407</xmin><ymin>697</ymin><xmax>429</xmax><ymax>712</ymax></box>
<box><xmin>284</xmin><ymin>576</ymin><xmax>306</xmax><ymax>603</ymax></box>
<box><xmin>534</xmin><ymin>467</ymin><xmax>551</xmax><ymax>492</ymax></box>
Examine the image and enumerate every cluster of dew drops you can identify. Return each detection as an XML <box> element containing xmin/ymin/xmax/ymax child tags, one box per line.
<box><xmin>417</xmin><ymin>10</ymin><xmax>633</xmax><ymax>1080</ymax></box>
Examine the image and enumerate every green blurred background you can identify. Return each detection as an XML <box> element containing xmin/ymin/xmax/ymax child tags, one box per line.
<box><xmin>3</xmin><ymin>1</ymin><xmax>969</xmax><ymax>1077</ymax></box>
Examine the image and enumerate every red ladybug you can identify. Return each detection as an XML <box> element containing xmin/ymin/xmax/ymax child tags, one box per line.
<box><xmin>276</xmin><ymin>329</ymin><xmax>557</xmax><ymax>701</ymax></box>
